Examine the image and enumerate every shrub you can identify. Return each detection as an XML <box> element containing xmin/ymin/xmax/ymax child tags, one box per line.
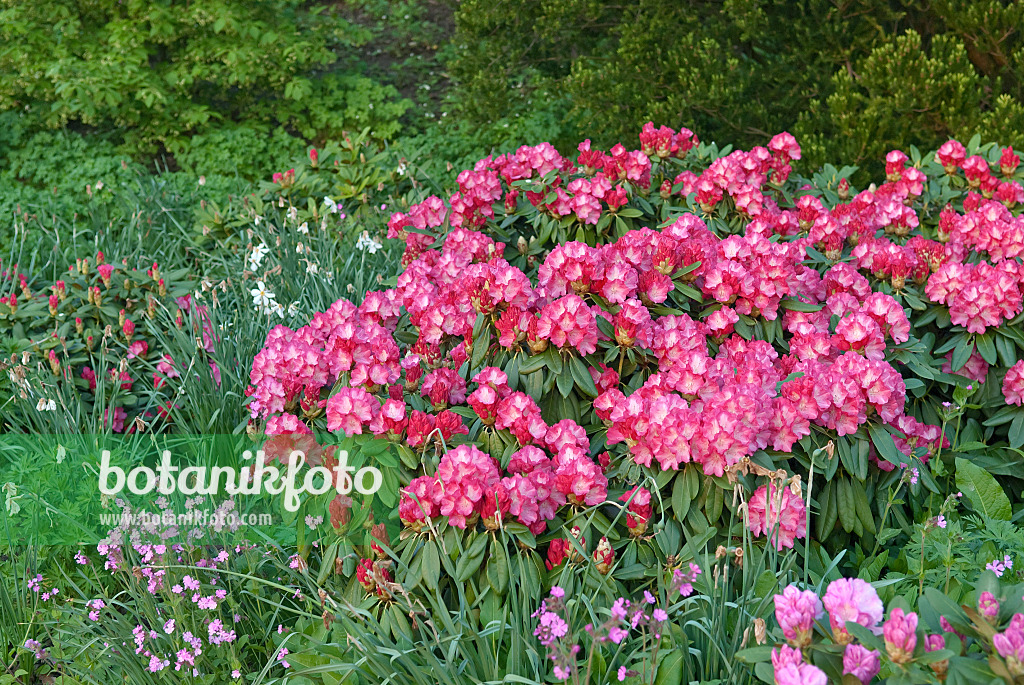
<box><xmin>447</xmin><ymin>1</ymin><xmax>1024</xmax><ymax>180</ymax></box>
<box><xmin>237</xmin><ymin>122</ymin><xmax>1024</xmax><ymax>681</ymax></box>
<box><xmin>0</xmin><ymin>248</ymin><xmax>210</xmax><ymax>433</ymax></box>
<box><xmin>0</xmin><ymin>0</ymin><xmax>410</xmax><ymax>161</ymax></box>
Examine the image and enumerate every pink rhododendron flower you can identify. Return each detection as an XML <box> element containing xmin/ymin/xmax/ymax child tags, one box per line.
<box><xmin>774</xmin><ymin>585</ymin><xmax>823</xmax><ymax>647</ymax></box>
<box><xmin>748</xmin><ymin>483</ymin><xmax>807</xmax><ymax>550</ymax></box>
<box><xmin>822</xmin><ymin>578</ymin><xmax>883</xmax><ymax>644</ymax></box>
<box><xmin>843</xmin><ymin>643</ymin><xmax>880</xmax><ymax>684</ymax></box>
<box><xmin>883</xmin><ymin>608</ymin><xmax>918</xmax><ymax>663</ymax></box>
<box><xmin>1004</xmin><ymin>360</ymin><xmax>1024</xmax><ymax>406</ymax></box>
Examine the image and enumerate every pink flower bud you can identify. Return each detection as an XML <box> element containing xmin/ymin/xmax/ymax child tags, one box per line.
<box><xmin>883</xmin><ymin>608</ymin><xmax>918</xmax><ymax>664</ymax></box>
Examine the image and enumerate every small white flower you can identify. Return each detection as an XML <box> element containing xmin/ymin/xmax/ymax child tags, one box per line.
<box><xmin>287</xmin><ymin>207</ymin><xmax>298</xmax><ymax>223</ymax></box>
<box><xmin>355</xmin><ymin>232</ymin><xmax>383</xmax><ymax>254</ymax></box>
<box><xmin>273</xmin><ymin>301</ymin><xmax>286</xmax><ymax>319</ymax></box>
<box><xmin>396</xmin><ymin>162</ymin><xmax>408</xmax><ymax>175</ymax></box>
<box><xmin>305</xmin><ymin>514</ymin><xmax>323</xmax><ymax>530</ymax></box>
<box><xmin>288</xmin><ymin>302</ymin><xmax>300</xmax><ymax>317</ymax></box>
<box><xmin>297</xmin><ymin>222</ymin><xmax>308</xmax><ymax>234</ymax></box>
<box><xmin>95</xmin><ymin>180</ymin><xmax>104</xmax><ymax>191</ymax></box>
<box><xmin>56</xmin><ymin>445</ymin><xmax>66</xmax><ymax>464</ymax></box>
<box><xmin>249</xmin><ymin>242</ymin><xmax>270</xmax><ymax>270</ymax></box>
<box><xmin>306</xmin><ymin>263</ymin><xmax>319</xmax><ymax>275</ymax></box>
<box><xmin>296</xmin><ymin>242</ymin><xmax>305</xmax><ymax>254</ymax></box>
<box><xmin>36</xmin><ymin>398</ymin><xmax>56</xmax><ymax>412</ymax></box>
<box><xmin>3</xmin><ymin>482</ymin><xmax>19</xmax><ymax>516</ymax></box>
<box><xmin>323</xmin><ymin>197</ymin><xmax>339</xmax><ymax>214</ymax></box>
<box><xmin>250</xmin><ymin>281</ymin><xmax>276</xmax><ymax>308</ymax></box>
<box><xmin>198</xmin><ymin>176</ymin><xmax>206</xmax><ymax>186</ymax></box>
<box><xmin>254</xmin><ymin>215</ymin><xmax>261</xmax><ymax>226</ymax></box>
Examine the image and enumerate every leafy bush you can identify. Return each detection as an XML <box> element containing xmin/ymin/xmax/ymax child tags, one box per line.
<box><xmin>0</xmin><ymin>0</ymin><xmax>410</xmax><ymax>162</ymax></box>
<box><xmin>0</xmin><ymin>246</ymin><xmax>208</xmax><ymax>433</ymax></box>
<box><xmin>447</xmin><ymin>0</ymin><xmax>1024</xmax><ymax>179</ymax></box>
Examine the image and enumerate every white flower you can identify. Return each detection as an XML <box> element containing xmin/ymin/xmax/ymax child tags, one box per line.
<box><xmin>323</xmin><ymin>197</ymin><xmax>339</xmax><ymax>214</ymax></box>
<box><xmin>296</xmin><ymin>242</ymin><xmax>305</xmax><ymax>254</ymax></box>
<box><xmin>287</xmin><ymin>207</ymin><xmax>298</xmax><ymax>223</ymax></box>
<box><xmin>36</xmin><ymin>398</ymin><xmax>56</xmax><ymax>412</ymax></box>
<box><xmin>305</xmin><ymin>514</ymin><xmax>323</xmax><ymax>530</ymax></box>
<box><xmin>288</xmin><ymin>302</ymin><xmax>300</xmax><ymax>317</ymax></box>
<box><xmin>298</xmin><ymin>222</ymin><xmax>308</xmax><ymax>234</ymax></box>
<box><xmin>250</xmin><ymin>281</ymin><xmax>276</xmax><ymax>308</ymax></box>
<box><xmin>396</xmin><ymin>161</ymin><xmax>408</xmax><ymax>175</ymax></box>
<box><xmin>3</xmin><ymin>482</ymin><xmax>18</xmax><ymax>516</ymax></box>
<box><xmin>356</xmin><ymin>232</ymin><xmax>383</xmax><ymax>254</ymax></box>
<box><xmin>56</xmin><ymin>445</ymin><xmax>66</xmax><ymax>464</ymax></box>
<box><xmin>254</xmin><ymin>215</ymin><xmax>261</xmax><ymax>226</ymax></box>
<box><xmin>95</xmin><ymin>180</ymin><xmax>104</xmax><ymax>191</ymax></box>
<box><xmin>249</xmin><ymin>242</ymin><xmax>270</xmax><ymax>270</ymax></box>
<box><xmin>273</xmin><ymin>301</ymin><xmax>286</xmax><ymax>319</ymax></box>
<box><xmin>306</xmin><ymin>263</ymin><xmax>319</xmax><ymax>275</ymax></box>
<box><xmin>198</xmin><ymin>176</ymin><xmax>206</xmax><ymax>186</ymax></box>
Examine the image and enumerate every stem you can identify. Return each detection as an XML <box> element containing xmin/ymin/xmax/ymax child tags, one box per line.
<box><xmin>868</xmin><ymin>479</ymin><xmax>906</xmax><ymax>559</ymax></box>
<box><xmin>919</xmin><ymin>529</ymin><xmax>926</xmax><ymax>599</ymax></box>
<box><xmin>581</xmin><ymin>639</ymin><xmax>597</xmax><ymax>685</ymax></box>
<box><xmin>804</xmin><ymin>450</ymin><xmax>816</xmax><ymax>586</ymax></box>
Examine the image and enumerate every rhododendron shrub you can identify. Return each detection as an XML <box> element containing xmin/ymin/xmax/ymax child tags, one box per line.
<box><xmin>246</xmin><ymin>125</ymin><xmax>1024</xmax><ymax>612</ymax></box>
<box><xmin>0</xmin><ymin>253</ymin><xmax>217</xmax><ymax>432</ymax></box>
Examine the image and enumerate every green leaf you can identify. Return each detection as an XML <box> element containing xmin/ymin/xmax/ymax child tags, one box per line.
<box><xmin>422</xmin><ymin>542</ymin><xmax>441</xmax><ymax>590</ymax></box>
<box><xmin>471</xmin><ymin>325</ymin><xmax>491</xmax><ymax>370</ymax></box>
<box><xmin>867</xmin><ymin>424</ymin><xmax>905</xmax><ymax>467</ymax></box>
<box><xmin>845</xmin><ymin>621</ymin><xmax>883</xmax><ymax>651</ymax></box>
<box><xmin>671</xmin><ymin>472</ymin><xmax>692</xmax><ymax>521</ymax></box>
<box><xmin>569</xmin><ymin>355</ymin><xmax>598</xmax><ymax>397</ymax></box>
<box><xmin>556</xmin><ymin>366</ymin><xmax>575</xmax><ymax>398</ymax></box>
<box><xmin>950</xmin><ymin>335</ymin><xmax>974</xmax><ymax>372</ymax></box>
<box><xmin>455</xmin><ymin>533</ymin><xmax>489</xmax><ymax>581</ymax></box>
<box><xmin>486</xmin><ymin>541</ymin><xmax>509</xmax><ymax>595</ymax></box>
<box><xmin>976</xmin><ymin>332</ymin><xmax>998</xmax><ymax>365</ymax></box>
<box><xmin>1010</xmin><ymin>412</ymin><xmax>1024</xmax><ymax>450</ymax></box>
<box><xmin>545</xmin><ymin>347</ymin><xmax>563</xmax><ymax>375</ymax></box>
<box><xmin>518</xmin><ymin>354</ymin><xmax>547</xmax><ymax>375</ymax></box>
<box><xmin>780</xmin><ymin>298</ymin><xmax>824</xmax><ymax>313</ymax></box>
<box><xmin>955</xmin><ymin>457</ymin><xmax>1012</xmax><ymax>520</ymax></box>
<box><xmin>734</xmin><ymin>645</ymin><xmax>773</xmax><ymax>664</ymax></box>
<box><xmin>653</xmin><ymin>649</ymin><xmax>685</xmax><ymax>685</ymax></box>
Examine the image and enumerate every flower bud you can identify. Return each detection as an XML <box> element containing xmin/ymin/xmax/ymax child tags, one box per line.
<box><xmin>979</xmin><ymin>591</ymin><xmax>1000</xmax><ymax>622</ymax></box>
<box><xmin>593</xmin><ymin>536</ymin><xmax>615</xmax><ymax>575</ymax></box>
<box><xmin>883</xmin><ymin>608</ymin><xmax>918</xmax><ymax>664</ymax></box>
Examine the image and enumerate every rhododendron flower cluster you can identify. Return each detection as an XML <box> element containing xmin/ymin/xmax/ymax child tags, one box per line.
<box><xmin>748</xmin><ymin>482</ymin><xmax>807</xmax><ymax>550</ymax></box>
<box><xmin>774</xmin><ymin>584</ymin><xmax>823</xmax><ymax>647</ymax></box>
<box><xmin>1004</xmin><ymin>361</ymin><xmax>1024</xmax><ymax>406</ymax></box>
<box><xmin>247</xmin><ymin>124</ymin><xmax>1024</xmax><ymax>580</ymax></box>
<box><xmin>821</xmin><ymin>579</ymin><xmax>884</xmax><ymax>644</ymax></box>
